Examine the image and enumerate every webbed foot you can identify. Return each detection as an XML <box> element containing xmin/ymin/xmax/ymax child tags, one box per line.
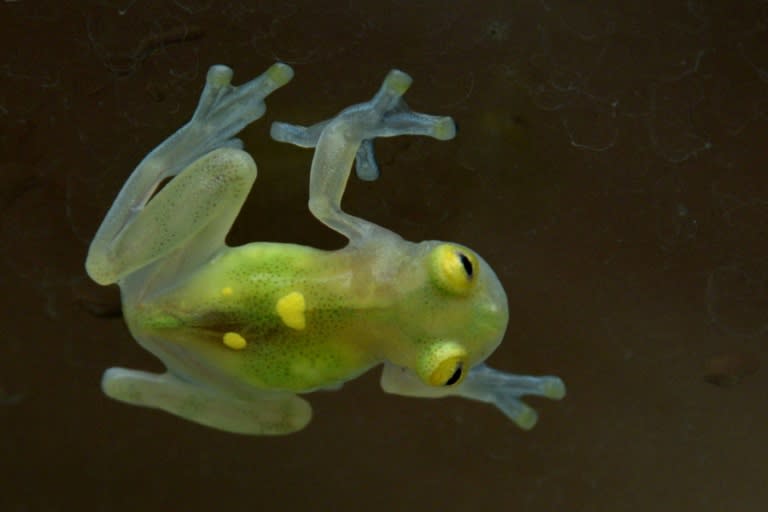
<box><xmin>459</xmin><ymin>364</ymin><xmax>565</xmax><ymax>430</ymax></box>
<box><xmin>157</xmin><ymin>62</ymin><xmax>294</xmax><ymax>178</ymax></box>
<box><xmin>270</xmin><ymin>69</ymin><xmax>455</xmax><ymax>182</ymax></box>
<box><xmin>381</xmin><ymin>363</ymin><xmax>565</xmax><ymax>431</ymax></box>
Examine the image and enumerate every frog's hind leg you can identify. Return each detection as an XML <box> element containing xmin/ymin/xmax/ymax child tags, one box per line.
<box><xmin>87</xmin><ymin>147</ymin><xmax>257</xmax><ymax>289</ymax></box>
<box><xmin>270</xmin><ymin>70</ymin><xmax>456</xmax><ymax>242</ymax></box>
<box><xmin>102</xmin><ymin>368</ymin><xmax>312</xmax><ymax>435</ymax></box>
<box><xmin>87</xmin><ymin>63</ymin><xmax>293</xmax><ymax>285</ymax></box>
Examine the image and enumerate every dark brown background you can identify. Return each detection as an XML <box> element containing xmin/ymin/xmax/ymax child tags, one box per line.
<box><xmin>1</xmin><ymin>1</ymin><xmax>766</xmax><ymax>510</ymax></box>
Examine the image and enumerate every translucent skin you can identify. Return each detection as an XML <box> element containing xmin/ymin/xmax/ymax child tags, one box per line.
<box><xmin>85</xmin><ymin>64</ymin><xmax>565</xmax><ymax>435</ymax></box>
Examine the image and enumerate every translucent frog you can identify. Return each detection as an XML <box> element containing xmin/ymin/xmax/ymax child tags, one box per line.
<box><xmin>85</xmin><ymin>63</ymin><xmax>565</xmax><ymax>435</ymax></box>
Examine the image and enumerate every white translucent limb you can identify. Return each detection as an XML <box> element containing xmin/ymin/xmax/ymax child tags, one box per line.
<box><xmin>270</xmin><ymin>69</ymin><xmax>456</xmax><ymax>241</ymax></box>
<box><xmin>380</xmin><ymin>363</ymin><xmax>566</xmax><ymax>431</ymax></box>
<box><xmin>270</xmin><ymin>119</ymin><xmax>329</xmax><ymax>148</ymax></box>
<box><xmin>271</xmin><ymin>122</ymin><xmax>380</xmax><ymax>180</ymax></box>
<box><xmin>86</xmin><ymin>63</ymin><xmax>293</xmax><ymax>284</ymax></box>
<box><xmin>102</xmin><ymin>368</ymin><xmax>312</xmax><ymax>435</ymax></box>
<box><xmin>87</xmin><ymin>149</ymin><xmax>257</xmax><ymax>287</ymax></box>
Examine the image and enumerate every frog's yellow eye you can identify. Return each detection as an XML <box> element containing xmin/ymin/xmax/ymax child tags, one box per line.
<box><xmin>418</xmin><ymin>341</ymin><xmax>468</xmax><ymax>387</ymax></box>
<box><xmin>430</xmin><ymin>357</ymin><xmax>465</xmax><ymax>386</ymax></box>
<box><xmin>430</xmin><ymin>244</ymin><xmax>479</xmax><ymax>295</ymax></box>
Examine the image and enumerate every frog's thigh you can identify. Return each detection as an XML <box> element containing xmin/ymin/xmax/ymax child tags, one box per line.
<box><xmin>102</xmin><ymin>368</ymin><xmax>311</xmax><ymax>435</ymax></box>
<box><xmin>107</xmin><ymin>148</ymin><xmax>257</xmax><ymax>280</ymax></box>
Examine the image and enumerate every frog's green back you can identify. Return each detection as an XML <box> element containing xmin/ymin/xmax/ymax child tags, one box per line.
<box><xmin>126</xmin><ymin>243</ymin><xmax>389</xmax><ymax>392</ymax></box>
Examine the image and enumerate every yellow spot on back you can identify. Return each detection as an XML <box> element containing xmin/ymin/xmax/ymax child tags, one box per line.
<box><xmin>222</xmin><ymin>332</ymin><xmax>247</xmax><ymax>350</ymax></box>
<box><xmin>221</xmin><ymin>286</ymin><xmax>234</xmax><ymax>297</ymax></box>
<box><xmin>276</xmin><ymin>291</ymin><xmax>306</xmax><ymax>330</ymax></box>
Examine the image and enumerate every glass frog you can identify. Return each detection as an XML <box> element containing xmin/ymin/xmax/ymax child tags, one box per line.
<box><xmin>85</xmin><ymin>63</ymin><xmax>565</xmax><ymax>435</ymax></box>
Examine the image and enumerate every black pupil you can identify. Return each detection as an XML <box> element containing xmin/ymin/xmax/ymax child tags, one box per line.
<box><xmin>458</xmin><ymin>253</ymin><xmax>473</xmax><ymax>277</ymax></box>
<box><xmin>445</xmin><ymin>364</ymin><xmax>463</xmax><ymax>386</ymax></box>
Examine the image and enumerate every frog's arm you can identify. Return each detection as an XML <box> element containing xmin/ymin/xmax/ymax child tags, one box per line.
<box><xmin>380</xmin><ymin>363</ymin><xmax>566</xmax><ymax>430</ymax></box>
<box><xmin>86</xmin><ymin>63</ymin><xmax>293</xmax><ymax>285</ymax></box>
<box><xmin>271</xmin><ymin>70</ymin><xmax>456</xmax><ymax>242</ymax></box>
<box><xmin>102</xmin><ymin>368</ymin><xmax>311</xmax><ymax>435</ymax></box>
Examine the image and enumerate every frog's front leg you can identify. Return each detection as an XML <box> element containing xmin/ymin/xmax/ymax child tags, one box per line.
<box><xmin>271</xmin><ymin>70</ymin><xmax>456</xmax><ymax>243</ymax></box>
<box><xmin>86</xmin><ymin>63</ymin><xmax>293</xmax><ymax>285</ymax></box>
<box><xmin>380</xmin><ymin>363</ymin><xmax>566</xmax><ymax>430</ymax></box>
<box><xmin>102</xmin><ymin>368</ymin><xmax>311</xmax><ymax>435</ymax></box>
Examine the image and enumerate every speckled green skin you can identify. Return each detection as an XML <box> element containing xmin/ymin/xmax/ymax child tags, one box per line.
<box><xmin>126</xmin><ymin>239</ymin><xmax>505</xmax><ymax>393</ymax></box>
<box><xmin>128</xmin><ymin>243</ymin><xmax>377</xmax><ymax>392</ymax></box>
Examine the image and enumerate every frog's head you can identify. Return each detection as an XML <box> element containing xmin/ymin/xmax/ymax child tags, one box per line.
<box><xmin>391</xmin><ymin>241</ymin><xmax>509</xmax><ymax>388</ymax></box>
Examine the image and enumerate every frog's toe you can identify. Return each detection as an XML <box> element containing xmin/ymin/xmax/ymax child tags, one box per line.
<box><xmin>264</xmin><ymin>62</ymin><xmax>294</xmax><ymax>89</ymax></box>
<box><xmin>102</xmin><ymin>367</ymin><xmax>311</xmax><ymax>435</ymax></box>
<box><xmin>206</xmin><ymin>64</ymin><xmax>234</xmax><ymax>88</ymax></box>
<box><xmin>540</xmin><ymin>376</ymin><xmax>567</xmax><ymax>400</ymax></box>
<box><xmin>494</xmin><ymin>395</ymin><xmax>539</xmax><ymax>430</ymax></box>
<box><xmin>432</xmin><ymin>116</ymin><xmax>457</xmax><ymax>140</ymax></box>
<box><xmin>354</xmin><ymin>140</ymin><xmax>379</xmax><ymax>181</ymax></box>
<box><xmin>381</xmin><ymin>69</ymin><xmax>413</xmax><ymax>98</ymax></box>
<box><xmin>485</xmin><ymin>370</ymin><xmax>567</xmax><ymax>400</ymax></box>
